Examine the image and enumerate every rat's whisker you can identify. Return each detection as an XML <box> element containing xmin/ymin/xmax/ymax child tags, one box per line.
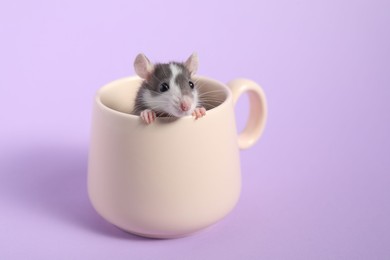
<box><xmin>198</xmin><ymin>89</ymin><xmax>226</xmax><ymax>95</ymax></box>
<box><xmin>199</xmin><ymin>98</ymin><xmax>225</xmax><ymax>104</ymax></box>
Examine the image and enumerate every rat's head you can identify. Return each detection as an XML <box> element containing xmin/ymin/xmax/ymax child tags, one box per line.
<box><xmin>134</xmin><ymin>53</ymin><xmax>199</xmax><ymax>117</ymax></box>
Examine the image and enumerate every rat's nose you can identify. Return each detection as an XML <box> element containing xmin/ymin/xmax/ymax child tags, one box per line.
<box><xmin>180</xmin><ymin>101</ymin><xmax>190</xmax><ymax>112</ymax></box>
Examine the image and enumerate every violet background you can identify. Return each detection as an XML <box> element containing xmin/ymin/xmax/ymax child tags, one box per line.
<box><xmin>0</xmin><ymin>0</ymin><xmax>389</xmax><ymax>259</ymax></box>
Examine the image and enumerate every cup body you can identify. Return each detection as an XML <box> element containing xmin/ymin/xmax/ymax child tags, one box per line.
<box><xmin>88</xmin><ymin>76</ymin><xmax>241</xmax><ymax>238</ymax></box>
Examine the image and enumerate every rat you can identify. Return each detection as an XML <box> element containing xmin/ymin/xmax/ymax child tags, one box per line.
<box><xmin>132</xmin><ymin>53</ymin><xmax>206</xmax><ymax>124</ymax></box>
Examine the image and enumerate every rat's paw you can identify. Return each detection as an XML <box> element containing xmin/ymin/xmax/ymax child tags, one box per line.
<box><xmin>192</xmin><ymin>107</ymin><xmax>206</xmax><ymax>119</ymax></box>
<box><xmin>140</xmin><ymin>109</ymin><xmax>156</xmax><ymax>124</ymax></box>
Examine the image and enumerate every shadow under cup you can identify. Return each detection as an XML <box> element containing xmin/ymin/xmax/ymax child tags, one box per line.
<box><xmin>88</xmin><ymin>76</ymin><xmax>242</xmax><ymax>239</ymax></box>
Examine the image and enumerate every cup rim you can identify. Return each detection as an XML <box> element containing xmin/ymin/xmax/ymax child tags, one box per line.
<box><xmin>95</xmin><ymin>75</ymin><xmax>233</xmax><ymax>121</ymax></box>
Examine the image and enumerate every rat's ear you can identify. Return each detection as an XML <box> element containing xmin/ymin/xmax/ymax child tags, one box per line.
<box><xmin>184</xmin><ymin>52</ymin><xmax>198</xmax><ymax>75</ymax></box>
<box><xmin>134</xmin><ymin>53</ymin><xmax>154</xmax><ymax>79</ymax></box>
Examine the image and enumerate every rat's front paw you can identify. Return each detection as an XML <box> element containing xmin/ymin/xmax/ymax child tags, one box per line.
<box><xmin>192</xmin><ymin>107</ymin><xmax>206</xmax><ymax>119</ymax></box>
<box><xmin>140</xmin><ymin>109</ymin><xmax>156</xmax><ymax>124</ymax></box>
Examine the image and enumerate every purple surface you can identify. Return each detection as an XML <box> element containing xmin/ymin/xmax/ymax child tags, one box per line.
<box><xmin>1</xmin><ymin>0</ymin><xmax>389</xmax><ymax>259</ymax></box>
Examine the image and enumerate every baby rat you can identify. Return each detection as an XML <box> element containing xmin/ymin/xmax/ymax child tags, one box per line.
<box><xmin>132</xmin><ymin>53</ymin><xmax>206</xmax><ymax>124</ymax></box>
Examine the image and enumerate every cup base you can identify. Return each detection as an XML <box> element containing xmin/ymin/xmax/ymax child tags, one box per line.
<box><xmin>115</xmin><ymin>225</ymin><xmax>214</xmax><ymax>239</ymax></box>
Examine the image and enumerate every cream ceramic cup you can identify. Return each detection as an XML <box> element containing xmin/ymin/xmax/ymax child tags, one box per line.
<box><xmin>88</xmin><ymin>76</ymin><xmax>267</xmax><ymax>238</ymax></box>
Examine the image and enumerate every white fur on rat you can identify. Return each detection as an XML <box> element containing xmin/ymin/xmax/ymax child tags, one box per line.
<box><xmin>133</xmin><ymin>53</ymin><xmax>206</xmax><ymax>124</ymax></box>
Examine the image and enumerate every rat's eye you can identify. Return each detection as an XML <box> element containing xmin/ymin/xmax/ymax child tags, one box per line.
<box><xmin>189</xmin><ymin>81</ymin><xmax>194</xmax><ymax>89</ymax></box>
<box><xmin>160</xmin><ymin>82</ymin><xmax>170</xmax><ymax>92</ymax></box>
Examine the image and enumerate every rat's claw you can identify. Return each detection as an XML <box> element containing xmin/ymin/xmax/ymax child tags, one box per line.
<box><xmin>140</xmin><ymin>109</ymin><xmax>156</xmax><ymax>124</ymax></box>
<box><xmin>192</xmin><ymin>107</ymin><xmax>206</xmax><ymax>119</ymax></box>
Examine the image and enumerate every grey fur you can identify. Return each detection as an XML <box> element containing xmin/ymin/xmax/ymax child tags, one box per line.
<box><xmin>132</xmin><ymin>61</ymin><xmax>195</xmax><ymax>116</ymax></box>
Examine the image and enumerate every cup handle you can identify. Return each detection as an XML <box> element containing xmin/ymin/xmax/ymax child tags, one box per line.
<box><xmin>227</xmin><ymin>78</ymin><xmax>268</xmax><ymax>150</ymax></box>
